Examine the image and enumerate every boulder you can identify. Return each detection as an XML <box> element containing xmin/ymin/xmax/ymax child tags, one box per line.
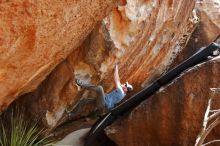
<box><xmin>106</xmin><ymin>57</ymin><xmax>220</xmax><ymax>146</ymax></box>
<box><xmin>0</xmin><ymin>0</ymin><xmax>117</xmax><ymax>111</ymax></box>
<box><xmin>106</xmin><ymin>1</ymin><xmax>220</xmax><ymax>145</ymax></box>
<box><xmin>14</xmin><ymin>0</ymin><xmax>197</xmax><ymax>128</ymax></box>
<box><xmin>171</xmin><ymin>0</ymin><xmax>220</xmax><ymax>67</ymax></box>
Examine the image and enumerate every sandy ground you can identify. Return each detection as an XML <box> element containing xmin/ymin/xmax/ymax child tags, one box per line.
<box><xmin>54</xmin><ymin>128</ymin><xmax>90</xmax><ymax>146</ymax></box>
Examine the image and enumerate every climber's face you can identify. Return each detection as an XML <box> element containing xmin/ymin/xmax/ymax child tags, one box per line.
<box><xmin>121</xmin><ymin>84</ymin><xmax>128</xmax><ymax>93</ymax></box>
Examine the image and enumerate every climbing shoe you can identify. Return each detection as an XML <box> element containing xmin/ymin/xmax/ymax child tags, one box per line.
<box><xmin>75</xmin><ymin>79</ymin><xmax>84</xmax><ymax>87</ymax></box>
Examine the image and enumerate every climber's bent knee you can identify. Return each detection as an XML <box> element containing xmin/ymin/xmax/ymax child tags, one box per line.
<box><xmin>96</xmin><ymin>85</ymin><xmax>103</xmax><ymax>91</ymax></box>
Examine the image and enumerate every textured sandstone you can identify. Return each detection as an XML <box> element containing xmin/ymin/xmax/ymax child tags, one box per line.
<box><xmin>106</xmin><ymin>1</ymin><xmax>220</xmax><ymax>145</ymax></box>
<box><xmin>106</xmin><ymin>58</ymin><xmax>220</xmax><ymax>146</ymax></box>
<box><xmin>2</xmin><ymin>1</ymin><xmax>220</xmax><ymax>146</ymax></box>
<box><xmin>15</xmin><ymin>0</ymin><xmax>196</xmax><ymax>128</ymax></box>
<box><xmin>170</xmin><ymin>0</ymin><xmax>220</xmax><ymax>67</ymax></box>
<box><xmin>196</xmin><ymin>0</ymin><xmax>220</xmax><ymax>42</ymax></box>
<box><xmin>197</xmin><ymin>0</ymin><xmax>220</xmax><ymax>29</ymax></box>
<box><xmin>0</xmin><ymin>0</ymin><xmax>116</xmax><ymax>111</ymax></box>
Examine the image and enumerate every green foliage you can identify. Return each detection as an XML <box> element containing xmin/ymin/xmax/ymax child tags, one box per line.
<box><xmin>0</xmin><ymin>110</ymin><xmax>55</xmax><ymax>146</ymax></box>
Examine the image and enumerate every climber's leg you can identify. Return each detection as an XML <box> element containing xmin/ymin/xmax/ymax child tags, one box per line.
<box><xmin>93</xmin><ymin>85</ymin><xmax>106</xmax><ymax>110</ymax></box>
<box><xmin>68</xmin><ymin>98</ymin><xmax>96</xmax><ymax>118</ymax></box>
<box><xmin>76</xmin><ymin>79</ymin><xmax>106</xmax><ymax>110</ymax></box>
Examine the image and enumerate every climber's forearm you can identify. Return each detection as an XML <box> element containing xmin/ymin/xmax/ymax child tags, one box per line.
<box><xmin>114</xmin><ymin>64</ymin><xmax>121</xmax><ymax>88</ymax></box>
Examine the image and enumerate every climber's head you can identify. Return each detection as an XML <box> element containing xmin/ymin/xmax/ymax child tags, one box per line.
<box><xmin>122</xmin><ymin>82</ymin><xmax>133</xmax><ymax>93</ymax></box>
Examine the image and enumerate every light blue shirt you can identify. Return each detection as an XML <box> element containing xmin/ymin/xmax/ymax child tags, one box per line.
<box><xmin>104</xmin><ymin>86</ymin><xmax>126</xmax><ymax>109</ymax></box>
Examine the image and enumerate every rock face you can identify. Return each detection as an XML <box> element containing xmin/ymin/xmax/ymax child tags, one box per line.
<box><xmin>170</xmin><ymin>0</ymin><xmax>220</xmax><ymax>67</ymax></box>
<box><xmin>196</xmin><ymin>0</ymin><xmax>220</xmax><ymax>42</ymax></box>
<box><xmin>106</xmin><ymin>1</ymin><xmax>220</xmax><ymax>145</ymax></box>
<box><xmin>106</xmin><ymin>58</ymin><xmax>220</xmax><ymax>146</ymax></box>
<box><xmin>2</xmin><ymin>0</ymin><xmax>220</xmax><ymax>145</ymax></box>
<box><xmin>14</xmin><ymin>0</ymin><xmax>197</xmax><ymax>128</ymax></box>
<box><xmin>196</xmin><ymin>0</ymin><xmax>220</xmax><ymax>27</ymax></box>
<box><xmin>0</xmin><ymin>0</ymin><xmax>117</xmax><ymax>111</ymax></box>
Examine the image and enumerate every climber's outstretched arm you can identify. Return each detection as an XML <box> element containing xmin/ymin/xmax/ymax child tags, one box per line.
<box><xmin>114</xmin><ymin>64</ymin><xmax>121</xmax><ymax>88</ymax></box>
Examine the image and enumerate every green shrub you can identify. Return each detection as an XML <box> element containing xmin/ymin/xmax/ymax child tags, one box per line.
<box><xmin>0</xmin><ymin>110</ymin><xmax>54</xmax><ymax>146</ymax></box>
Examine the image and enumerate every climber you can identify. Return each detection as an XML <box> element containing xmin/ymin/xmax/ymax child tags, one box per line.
<box><xmin>75</xmin><ymin>64</ymin><xmax>133</xmax><ymax>111</ymax></box>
